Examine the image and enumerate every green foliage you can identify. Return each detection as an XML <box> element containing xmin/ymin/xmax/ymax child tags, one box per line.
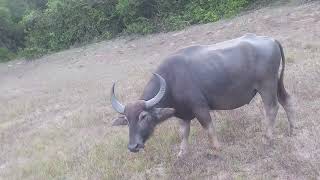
<box><xmin>0</xmin><ymin>0</ymin><xmax>253</xmax><ymax>60</ymax></box>
<box><xmin>26</xmin><ymin>0</ymin><xmax>48</xmax><ymax>10</ymax></box>
<box><xmin>0</xmin><ymin>47</ymin><xmax>16</xmax><ymax>62</ymax></box>
<box><xmin>185</xmin><ymin>2</ymin><xmax>219</xmax><ymax>23</ymax></box>
<box><xmin>20</xmin><ymin>47</ymin><xmax>47</xmax><ymax>60</ymax></box>
<box><xmin>24</xmin><ymin>0</ymin><xmax>109</xmax><ymax>53</ymax></box>
<box><xmin>0</xmin><ymin>5</ymin><xmax>25</xmax><ymax>53</ymax></box>
<box><xmin>125</xmin><ymin>17</ymin><xmax>155</xmax><ymax>34</ymax></box>
<box><xmin>161</xmin><ymin>15</ymin><xmax>190</xmax><ymax>31</ymax></box>
<box><xmin>185</xmin><ymin>0</ymin><xmax>249</xmax><ymax>24</ymax></box>
<box><xmin>4</xmin><ymin>0</ymin><xmax>28</xmax><ymax>22</ymax></box>
<box><xmin>0</xmin><ymin>0</ymin><xmax>25</xmax><ymax>61</ymax></box>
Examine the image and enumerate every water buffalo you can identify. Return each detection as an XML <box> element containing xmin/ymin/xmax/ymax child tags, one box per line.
<box><xmin>111</xmin><ymin>33</ymin><xmax>295</xmax><ymax>157</ymax></box>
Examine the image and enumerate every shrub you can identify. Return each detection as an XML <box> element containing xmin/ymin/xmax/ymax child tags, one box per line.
<box><xmin>24</xmin><ymin>0</ymin><xmax>110</xmax><ymax>57</ymax></box>
<box><xmin>184</xmin><ymin>0</ymin><xmax>249</xmax><ymax>24</ymax></box>
<box><xmin>161</xmin><ymin>15</ymin><xmax>190</xmax><ymax>31</ymax></box>
<box><xmin>0</xmin><ymin>6</ymin><xmax>25</xmax><ymax>52</ymax></box>
<box><xmin>19</xmin><ymin>47</ymin><xmax>47</xmax><ymax>60</ymax></box>
<box><xmin>125</xmin><ymin>17</ymin><xmax>155</xmax><ymax>34</ymax></box>
<box><xmin>1</xmin><ymin>0</ymin><xmax>254</xmax><ymax>59</ymax></box>
<box><xmin>0</xmin><ymin>48</ymin><xmax>16</xmax><ymax>62</ymax></box>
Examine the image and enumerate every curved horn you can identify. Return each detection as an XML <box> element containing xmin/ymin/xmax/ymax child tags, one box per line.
<box><xmin>145</xmin><ymin>73</ymin><xmax>166</xmax><ymax>109</ymax></box>
<box><xmin>111</xmin><ymin>83</ymin><xmax>125</xmax><ymax>114</ymax></box>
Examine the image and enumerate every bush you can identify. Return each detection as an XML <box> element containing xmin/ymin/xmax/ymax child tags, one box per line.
<box><xmin>161</xmin><ymin>15</ymin><xmax>190</xmax><ymax>31</ymax></box>
<box><xmin>0</xmin><ymin>48</ymin><xmax>16</xmax><ymax>62</ymax></box>
<box><xmin>1</xmin><ymin>0</ymin><xmax>254</xmax><ymax>60</ymax></box>
<box><xmin>125</xmin><ymin>18</ymin><xmax>155</xmax><ymax>34</ymax></box>
<box><xmin>23</xmin><ymin>0</ymin><xmax>111</xmax><ymax>57</ymax></box>
<box><xmin>184</xmin><ymin>0</ymin><xmax>249</xmax><ymax>24</ymax></box>
<box><xmin>0</xmin><ymin>6</ymin><xmax>25</xmax><ymax>52</ymax></box>
<box><xmin>19</xmin><ymin>47</ymin><xmax>47</xmax><ymax>60</ymax></box>
<box><xmin>185</xmin><ymin>2</ymin><xmax>219</xmax><ymax>24</ymax></box>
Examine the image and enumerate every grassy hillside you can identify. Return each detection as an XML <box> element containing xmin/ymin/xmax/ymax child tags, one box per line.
<box><xmin>0</xmin><ymin>1</ymin><xmax>320</xmax><ymax>179</ymax></box>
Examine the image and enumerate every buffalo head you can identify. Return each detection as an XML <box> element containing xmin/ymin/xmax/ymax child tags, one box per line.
<box><xmin>111</xmin><ymin>73</ymin><xmax>175</xmax><ymax>152</ymax></box>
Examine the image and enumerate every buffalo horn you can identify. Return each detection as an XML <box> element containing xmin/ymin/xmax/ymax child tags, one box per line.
<box><xmin>145</xmin><ymin>73</ymin><xmax>166</xmax><ymax>109</ymax></box>
<box><xmin>111</xmin><ymin>83</ymin><xmax>125</xmax><ymax>114</ymax></box>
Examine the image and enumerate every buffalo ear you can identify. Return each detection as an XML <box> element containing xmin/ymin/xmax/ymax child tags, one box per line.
<box><xmin>152</xmin><ymin>108</ymin><xmax>175</xmax><ymax>122</ymax></box>
<box><xmin>111</xmin><ymin>115</ymin><xmax>128</xmax><ymax>126</ymax></box>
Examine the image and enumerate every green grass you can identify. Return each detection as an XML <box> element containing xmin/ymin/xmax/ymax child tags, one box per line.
<box><xmin>15</xmin><ymin>120</ymin><xmax>181</xmax><ymax>179</ymax></box>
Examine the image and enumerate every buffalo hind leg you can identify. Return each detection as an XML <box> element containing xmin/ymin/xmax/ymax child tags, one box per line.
<box><xmin>194</xmin><ymin>107</ymin><xmax>221</xmax><ymax>151</ymax></box>
<box><xmin>278</xmin><ymin>82</ymin><xmax>295</xmax><ymax>136</ymax></box>
<box><xmin>178</xmin><ymin>119</ymin><xmax>190</xmax><ymax>158</ymax></box>
<box><xmin>259</xmin><ymin>81</ymin><xmax>279</xmax><ymax>141</ymax></box>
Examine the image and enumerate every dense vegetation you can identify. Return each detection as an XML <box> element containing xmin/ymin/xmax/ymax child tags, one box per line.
<box><xmin>0</xmin><ymin>0</ymin><xmax>253</xmax><ymax>61</ymax></box>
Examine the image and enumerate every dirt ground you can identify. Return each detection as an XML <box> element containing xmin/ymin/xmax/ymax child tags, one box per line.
<box><xmin>1</xmin><ymin>1</ymin><xmax>320</xmax><ymax>179</ymax></box>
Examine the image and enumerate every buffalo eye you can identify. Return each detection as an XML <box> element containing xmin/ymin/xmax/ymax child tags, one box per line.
<box><xmin>139</xmin><ymin>111</ymin><xmax>147</xmax><ymax>120</ymax></box>
<box><xmin>138</xmin><ymin>111</ymin><xmax>151</xmax><ymax>127</ymax></box>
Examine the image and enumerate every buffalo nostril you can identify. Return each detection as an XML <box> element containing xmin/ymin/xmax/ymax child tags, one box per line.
<box><xmin>128</xmin><ymin>144</ymin><xmax>139</xmax><ymax>152</ymax></box>
<box><xmin>137</xmin><ymin>144</ymin><xmax>144</xmax><ymax>149</ymax></box>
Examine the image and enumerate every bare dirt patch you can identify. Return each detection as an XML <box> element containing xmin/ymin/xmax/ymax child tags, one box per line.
<box><xmin>1</xmin><ymin>1</ymin><xmax>320</xmax><ymax>179</ymax></box>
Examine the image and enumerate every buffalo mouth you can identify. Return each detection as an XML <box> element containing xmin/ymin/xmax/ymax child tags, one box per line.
<box><xmin>128</xmin><ymin>143</ymin><xmax>145</xmax><ymax>153</ymax></box>
<box><xmin>129</xmin><ymin>148</ymin><xmax>140</xmax><ymax>153</ymax></box>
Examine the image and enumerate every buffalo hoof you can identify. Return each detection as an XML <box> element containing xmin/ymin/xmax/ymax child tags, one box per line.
<box><xmin>262</xmin><ymin>134</ymin><xmax>274</xmax><ymax>146</ymax></box>
<box><xmin>212</xmin><ymin>146</ymin><xmax>222</xmax><ymax>152</ymax></box>
<box><xmin>211</xmin><ymin>142</ymin><xmax>222</xmax><ymax>151</ymax></box>
<box><xmin>287</xmin><ymin>125</ymin><xmax>299</xmax><ymax>137</ymax></box>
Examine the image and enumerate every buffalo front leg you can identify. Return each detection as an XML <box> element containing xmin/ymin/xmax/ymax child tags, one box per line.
<box><xmin>207</xmin><ymin>120</ymin><xmax>221</xmax><ymax>151</ymax></box>
<box><xmin>178</xmin><ymin>119</ymin><xmax>190</xmax><ymax>158</ymax></box>
<box><xmin>194</xmin><ymin>108</ymin><xmax>221</xmax><ymax>151</ymax></box>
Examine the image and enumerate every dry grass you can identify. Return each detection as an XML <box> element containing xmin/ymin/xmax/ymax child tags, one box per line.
<box><xmin>1</xmin><ymin>1</ymin><xmax>320</xmax><ymax>179</ymax></box>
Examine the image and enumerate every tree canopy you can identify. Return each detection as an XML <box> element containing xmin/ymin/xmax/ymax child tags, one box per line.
<box><xmin>0</xmin><ymin>0</ymin><xmax>253</xmax><ymax>61</ymax></box>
